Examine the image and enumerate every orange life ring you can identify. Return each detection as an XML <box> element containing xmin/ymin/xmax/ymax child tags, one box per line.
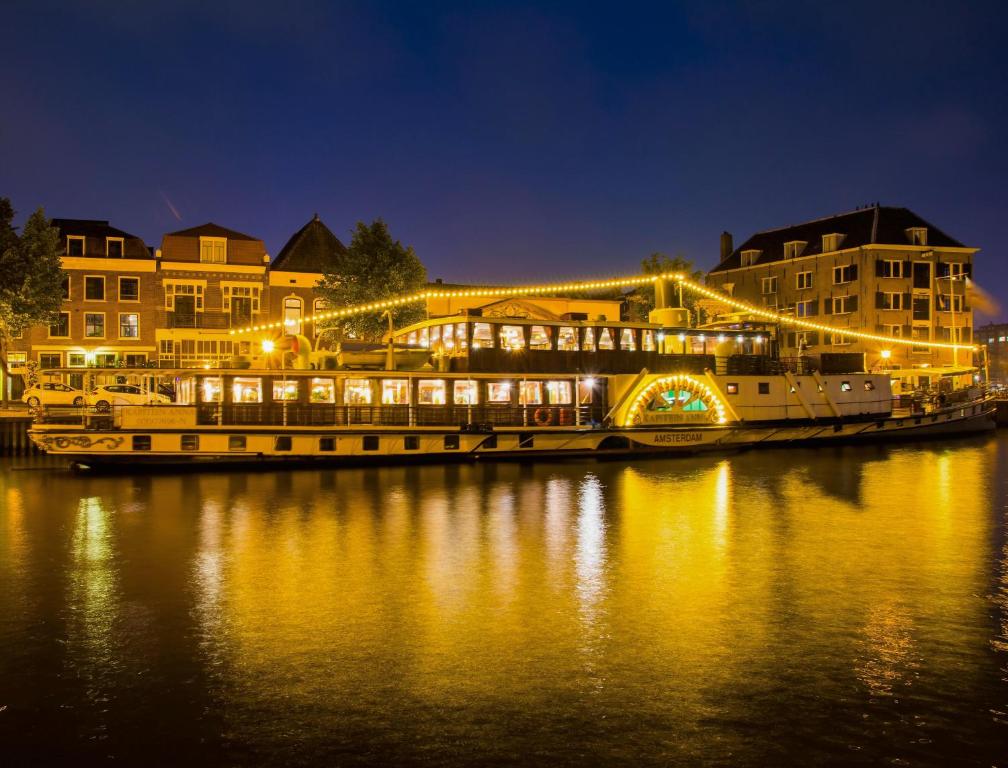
<box><xmin>533</xmin><ymin>407</ymin><xmax>553</xmax><ymax>426</ymax></box>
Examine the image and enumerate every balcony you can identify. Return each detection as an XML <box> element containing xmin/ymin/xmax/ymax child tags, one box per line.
<box><xmin>164</xmin><ymin>311</ymin><xmax>233</xmax><ymax>329</ymax></box>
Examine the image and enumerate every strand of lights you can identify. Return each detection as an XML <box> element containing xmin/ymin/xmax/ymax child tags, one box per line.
<box><xmin>230</xmin><ymin>270</ymin><xmax>977</xmax><ymax>353</ymax></box>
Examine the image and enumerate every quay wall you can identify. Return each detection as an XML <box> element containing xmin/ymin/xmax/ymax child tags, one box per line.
<box><xmin>0</xmin><ymin>414</ymin><xmax>38</xmax><ymax>455</ymax></box>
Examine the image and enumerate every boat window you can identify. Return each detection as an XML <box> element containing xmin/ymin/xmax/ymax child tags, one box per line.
<box><xmin>487</xmin><ymin>381</ymin><xmax>512</xmax><ymax>403</ymax></box>
<box><xmin>472</xmin><ymin>323</ymin><xmax>492</xmax><ymax>349</ymax></box>
<box><xmin>232</xmin><ymin>377</ymin><xmax>262</xmax><ymax>403</ymax></box>
<box><xmin>582</xmin><ymin>327</ymin><xmax>595</xmax><ymax>350</ymax></box>
<box><xmin>864</xmin><ymin>380</ymin><xmax>875</xmax><ymax>391</ymax></box>
<box><xmin>758</xmin><ymin>382</ymin><xmax>770</xmax><ymax>395</ymax></box>
<box><xmin>319</xmin><ymin>437</ymin><xmax>335</xmax><ymax>452</ymax></box>
<box><xmin>598</xmin><ymin>328</ymin><xmax>615</xmax><ymax>350</ymax></box>
<box><xmin>455</xmin><ymin>322</ymin><xmax>467</xmax><ymax>350</ymax></box>
<box><xmin>454</xmin><ymin>380</ymin><xmax>478</xmax><ymax>405</ymax></box>
<box><xmin>272</xmin><ymin>379</ymin><xmax>299</xmax><ymax>401</ymax></box>
<box><xmin>132</xmin><ymin>435</ymin><xmax>151</xmax><ymax>451</ymax></box>
<box><xmin>228</xmin><ymin>435</ymin><xmax>246</xmax><ymax>451</ymax></box>
<box><xmin>840</xmin><ymin>381</ymin><xmax>853</xmax><ymax>392</ymax></box>
<box><xmin>442</xmin><ymin>324</ymin><xmax>454</xmax><ymax>351</ymax></box>
<box><xmin>201</xmin><ymin>377</ymin><xmax>222</xmax><ymax>403</ymax></box>
<box><xmin>726</xmin><ymin>383</ymin><xmax>739</xmax><ymax>395</ymax></box>
<box><xmin>417</xmin><ymin>328</ymin><xmax>430</xmax><ymax>348</ymax></box>
<box><xmin>381</xmin><ymin>379</ymin><xmax>409</xmax><ymax>405</ymax></box>
<box><xmin>499</xmin><ymin>325</ymin><xmax>524</xmax><ymax>351</ymax></box>
<box><xmin>407</xmin><ymin>331</ymin><xmax>417</xmax><ymax>345</ymax></box>
<box><xmin>520</xmin><ymin>381</ymin><xmax>543</xmax><ymax>405</ymax></box>
<box><xmin>546</xmin><ymin>380</ymin><xmax>572</xmax><ymax>404</ymax></box>
<box><xmin>620</xmin><ymin>328</ymin><xmax>637</xmax><ymax>351</ymax></box>
<box><xmin>362</xmin><ymin>435</ymin><xmax>379</xmax><ymax>451</ymax></box>
<box><xmin>444</xmin><ymin>434</ymin><xmax>460</xmax><ymax>450</ymax></box>
<box><xmin>274</xmin><ymin>436</ymin><xmax>292</xmax><ymax>451</ymax></box>
<box><xmin>642</xmin><ymin>330</ymin><xmax>656</xmax><ymax>351</ymax></box>
<box><xmin>181</xmin><ymin>434</ymin><xmax>199</xmax><ymax>451</ymax></box>
<box><xmin>345</xmin><ymin>378</ymin><xmax>372</xmax><ymax>405</ymax></box>
<box><xmin>430</xmin><ymin>325</ymin><xmax>441</xmax><ymax>349</ymax></box>
<box><xmin>418</xmin><ymin>379</ymin><xmax>446</xmax><ymax>405</ymax></box>
<box><xmin>310</xmin><ymin>378</ymin><xmax>335</xmax><ymax>403</ymax></box>
<box><xmin>557</xmin><ymin>326</ymin><xmax>578</xmax><ymax>351</ymax></box>
<box><xmin>529</xmin><ymin>326</ymin><xmax>551</xmax><ymax>350</ymax></box>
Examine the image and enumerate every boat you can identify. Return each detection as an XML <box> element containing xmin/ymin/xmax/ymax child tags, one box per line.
<box><xmin>25</xmin><ymin>289</ymin><xmax>995</xmax><ymax>469</ymax></box>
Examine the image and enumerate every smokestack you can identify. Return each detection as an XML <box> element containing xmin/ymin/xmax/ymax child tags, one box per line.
<box><xmin>720</xmin><ymin>231</ymin><xmax>733</xmax><ymax>262</ymax></box>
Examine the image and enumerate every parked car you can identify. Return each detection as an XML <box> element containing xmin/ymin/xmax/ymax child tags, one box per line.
<box><xmin>21</xmin><ymin>382</ymin><xmax>87</xmax><ymax>408</ymax></box>
<box><xmin>87</xmin><ymin>384</ymin><xmax>171</xmax><ymax>410</ymax></box>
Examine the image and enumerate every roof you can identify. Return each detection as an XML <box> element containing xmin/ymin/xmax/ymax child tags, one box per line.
<box><xmin>51</xmin><ymin>218</ymin><xmax>151</xmax><ymax>257</ymax></box>
<box><xmin>271</xmin><ymin>214</ymin><xmax>347</xmax><ymax>272</ymax></box>
<box><xmin>165</xmin><ymin>222</ymin><xmax>260</xmax><ymax>241</ymax></box>
<box><xmin>710</xmin><ymin>205</ymin><xmax>968</xmax><ymax>273</ymax></box>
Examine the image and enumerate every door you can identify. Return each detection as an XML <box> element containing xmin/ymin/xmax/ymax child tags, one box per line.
<box><xmin>231</xmin><ymin>297</ymin><xmax>252</xmax><ymax>328</ymax></box>
<box><xmin>174</xmin><ymin>295</ymin><xmax>196</xmax><ymax>328</ymax></box>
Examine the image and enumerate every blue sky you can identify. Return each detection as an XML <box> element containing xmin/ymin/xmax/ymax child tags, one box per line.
<box><xmin>2</xmin><ymin>1</ymin><xmax>1005</xmax><ymax>310</ymax></box>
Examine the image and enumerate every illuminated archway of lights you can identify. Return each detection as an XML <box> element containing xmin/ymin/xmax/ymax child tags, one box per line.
<box><xmin>623</xmin><ymin>374</ymin><xmax>728</xmax><ymax>427</ymax></box>
<box><xmin>230</xmin><ymin>271</ymin><xmax>977</xmax><ymax>353</ymax></box>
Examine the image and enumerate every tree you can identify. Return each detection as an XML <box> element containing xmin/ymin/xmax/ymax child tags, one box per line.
<box><xmin>317</xmin><ymin>219</ymin><xmax>427</xmax><ymax>342</ymax></box>
<box><xmin>0</xmin><ymin>200</ymin><xmax>63</xmax><ymax>405</ymax></box>
<box><xmin>624</xmin><ymin>253</ymin><xmax>705</xmax><ymax>324</ymax></box>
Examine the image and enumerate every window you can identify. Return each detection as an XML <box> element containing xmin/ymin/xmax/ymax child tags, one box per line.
<box><xmin>761</xmin><ymin>276</ymin><xmax>778</xmax><ymax>294</ymax></box>
<box><xmin>878</xmin><ymin>260</ymin><xmax>905</xmax><ymax>278</ymax></box>
<box><xmin>830</xmin><ymin>333</ymin><xmax>851</xmax><ymax>346</ymax></box>
<box><xmin>39</xmin><ymin>353</ymin><xmax>61</xmax><ymax>368</ymax></box>
<box><xmin>106</xmin><ymin>237</ymin><xmax>124</xmax><ymax>258</ymax></box>
<box><xmin>912</xmin><ymin>262</ymin><xmax>931</xmax><ymax>289</ymax></box>
<box><xmin>181</xmin><ymin>435</ymin><xmax>200</xmax><ymax>451</ymax></box>
<box><xmin>546</xmin><ymin>381</ymin><xmax>572</xmax><ymax>404</ymax></box>
<box><xmin>310</xmin><ymin>378</ymin><xmax>335</xmax><ymax>403</ymax></box>
<box><xmin>864</xmin><ymin>381</ymin><xmax>876</xmax><ymax>391</ymax></box>
<box><xmin>417</xmin><ymin>380</ymin><xmax>446</xmax><ymax>405</ymax></box>
<box><xmin>430</xmin><ymin>325</ymin><xmax>441</xmax><ymax>349</ymax></box>
<box><xmin>124</xmin><ymin>354</ymin><xmax>146</xmax><ymax>367</ymax></box>
<box><xmin>362</xmin><ymin>435</ymin><xmax>379</xmax><ymax>451</ymax></box>
<box><xmin>118</xmin><ymin>276</ymin><xmax>140</xmax><ymax>301</ymax></box>
<box><xmin>454</xmin><ymin>380</ymin><xmax>478</xmax><ymax>405</ymax></box>
<box><xmin>879</xmin><ymin>292</ymin><xmax>904</xmax><ymax>310</ymax></box>
<box><xmin>441</xmin><ymin>324</ymin><xmax>455</xmax><ymax>351</ymax></box>
<box><xmin>201</xmin><ymin>378</ymin><xmax>222</xmax><ymax>402</ymax></box>
<box><xmin>642</xmin><ymin>330</ymin><xmax>656</xmax><ymax>351</ymax></box>
<box><xmin>519</xmin><ymin>433</ymin><xmax>534</xmax><ymax>449</ymax></box>
<box><xmin>319</xmin><ymin>437</ymin><xmax>336</xmax><ymax>452</ymax></box>
<box><xmin>222</xmin><ymin>284</ymin><xmax>262</xmax><ymax>315</ymax></box>
<box><xmin>740</xmin><ymin>249</ymin><xmax>761</xmax><ymax>267</ymax></box>
<box><xmin>726</xmin><ymin>383</ymin><xmax>739</xmax><ymax>395</ymax></box>
<box><xmin>443</xmin><ymin>434</ymin><xmax>460</xmax><ymax>450</ymax></box>
<box><xmin>557</xmin><ymin>326</ymin><xmax>579</xmax><ymax>351</ymax></box>
<box><xmin>488</xmin><ymin>381</ymin><xmax>512</xmax><ymax>403</ymax></box>
<box><xmin>832</xmin><ymin>264</ymin><xmax>857</xmax><ymax>284</ymax></box>
<box><xmin>912</xmin><ymin>296</ymin><xmax>930</xmax><ymax>321</ymax></box>
<box><xmin>757</xmin><ymin>382</ymin><xmax>770</xmax><ymax>395</ymax></box>
<box><xmin>499</xmin><ymin>325</ymin><xmax>524</xmax><ymax>350</ymax></box>
<box><xmin>60</xmin><ymin>274</ymin><xmax>70</xmax><ymax>300</ymax></box>
<box><xmin>96</xmin><ymin>353</ymin><xmax>116</xmax><ymax>367</ymax></box>
<box><xmin>796</xmin><ymin>271</ymin><xmax>813</xmax><ymax>290</ymax></box>
<box><xmin>67</xmin><ymin>236</ymin><xmax>85</xmax><ymax>256</ymax></box>
<box><xmin>381</xmin><ymin>379</ymin><xmax>409</xmax><ymax>405</ymax></box>
<box><xmin>273</xmin><ymin>380</ymin><xmax>299</xmax><ymax>401</ymax></box>
<box><xmin>906</xmin><ymin>227</ymin><xmax>928</xmax><ymax>246</ymax></box>
<box><xmin>831</xmin><ymin>296</ymin><xmax>856</xmax><ymax>314</ymax></box>
<box><xmin>228</xmin><ymin>435</ymin><xmax>246</xmax><ymax>451</ymax></box>
<box><xmin>471</xmin><ymin>323</ymin><xmax>492</xmax><ymax>349</ymax></box>
<box><xmin>85</xmin><ymin>312</ymin><xmax>105</xmax><ymax>338</ymax></box>
<box><xmin>882</xmin><ymin>324</ymin><xmax>903</xmax><ymax>338</ymax></box>
<box><xmin>796</xmin><ymin>300</ymin><xmax>816</xmax><ymax>318</ymax></box>
<box><xmin>199</xmin><ymin>236</ymin><xmax>226</xmax><ymax>263</ymax></box>
<box><xmin>937</xmin><ymin>294</ymin><xmax>965</xmax><ymax>312</ymax></box>
<box><xmin>783</xmin><ymin>241</ymin><xmax>806</xmax><ymax>258</ymax></box>
<box><xmin>49</xmin><ymin>312</ymin><xmax>70</xmax><ymax>338</ymax></box>
<box><xmin>119</xmin><ymin>313</ymin><xmax>139</xmax><ymax>338</ymax></box>
<box><xmin>582</xmin><ymin>327</ymin><xmax>595</xmax><ymax>350</ymax></box>
<box><xmin>454</xmin><ymin>322</ymin><xmax>468</xmax><ymax>351</ymax></box>
<box><xmin>344</xmin><ymin>378</ymin><xmax>372</xmax><ymax>405</ymax></box>
<box><xmin>620</xmin><ymin>328</ymin><xmax>637</xmax><ymax>351</ymax></box>
<box><xmin>283</xmin><ymin>296</ymin><xmax>303</xmax><ymax>333</ymax></box>
<box><xmin>942</xmin><ymin>327</ymin><xmax>971</xmax><ymax>343</ymax></box>
<box><xmin>84</xmin><ymin>276</ymin><xmax>105</xmax><ymax>301</ymax></box>
<box><xmin>232</xmin><ymin>377</ymin><xmax>262</xmax><ymax>403</ymax></box>
<box><xmin>132</xmin><ymin>435</ymin><xmax>151</xmax><ymax>451</ymax></box>
<box><xmin>597</xmin><ymin>328</ymin><xmax>614</xmax><ymax>350</ymax></box>
<box><xmin>822</xmin><ymin>233</ymin><xmax>843</xmax><ymax>252</ymax></box>
<box><xmin>164</xmin><ymin>282</ymin><xmax>204</xmax><ymax>311</ymax></box>
<box><xmin>840</xmin><ymin>381</ymin><xmax>852</xmax><ymax>392</ymax></box>
<box><xmin>7</xmin><ymin>352</ymin><xmax>27</xmax><ymax>369</ymax></box>
<box><xmin>911</xmin><ymin>327</ymin><xmax>930</xmax><ymax>353</ymax></box>
<box><xmin>519</xmin><ymin>381</ymin><xmax>543</xmax><ymax>405</ymax></box>
<box><xmin>404</xmin><ymin>435</ymin><xmax>420</xmax><ymax>451</ymax></box>
<box><xmin>274</xmin><ymin>436</ymin><xmax>292</xmax><ymax>451</ymax></box>
<box><xmin>937</xmin><ymin>262</ymin><xmax>968</xmax><ymax>279</ymax></box>
<box><xmin>529</xmin><ymin>326</ymin><xmax>551</xmax><ymax>350</ymax></box>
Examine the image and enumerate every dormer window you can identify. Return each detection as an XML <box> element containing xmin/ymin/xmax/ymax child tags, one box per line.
<box><xmin>740</xmin><ymin>249</ymin><xmax>761</xmax><ymax>267</ymax></box>
<box><xmin>67</xmin><ymin>236</ymin><xmax>85</xmax><ymax>256</ymax></box>
<box><xmin>821</xmin><ymin>233</ymin><xmax>844</xmax><ymax>252</ymax></box>
<box><xmin>783</xmin><ymin>241</ymin><xmax>806</xmax><ymax>259</ymax></box>
<box><xmin>906</xmin><ymin>227</ymin><xmax>928</xmax><ymax>246</ymax></box>
<box><xmin>106</xmin><ymin>237</ymin><xmax>124</xmax><ymax>257</ymax></box>
<box><xmin>199</xmin><ymin>236</ymin><xmax>226</xmax><ymax>264</ymax></box>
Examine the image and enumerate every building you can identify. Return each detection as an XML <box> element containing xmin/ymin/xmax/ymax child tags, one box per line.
<box><xmin>267</xmin><ymin>214</ymin><xmax>346</xmax><ymax>345</ymax></box>
<box><xmin>5</xmin><ymin>219</ymin><xmax>157</xmax><ymax>394</ymax></box>
<box><xmin>155</xmin><ymin>223</ymin><xmax>269</xmax><ymax>367</ymax></box>
<box><xmin>976</xmin><ymin>322</ymin><xmax>1008</xmax><ymax>383</ymax></box>
<box><xmin>706</xmin><ymin>205</ymin><xmax>977</xmax><ymax>374</ymax></box>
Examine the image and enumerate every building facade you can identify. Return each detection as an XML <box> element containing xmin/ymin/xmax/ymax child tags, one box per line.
<box><xmin>976</xmin><ymin>322</ymin><xmax>1008</xmax><ymax>383</ymax></box>
<box><xmin>706</xmin><ymin>206</ymin><xmax>977</xmax><ymax>372</ymax></box>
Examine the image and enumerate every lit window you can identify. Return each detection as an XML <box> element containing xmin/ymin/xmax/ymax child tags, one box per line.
<box><xmin>232</xmin><ymin>377</ymin><xmax>262</xmax><ymax>403</ymax></box>
<box><xmin>430</xmin><ymin>325</ymin><xmax>442</xmax><ymax>349</ymax></box>
<box><xmin>529</xmin><ymin>326</ymin><xmax>551</xmax><ymax>350</ymax></box>
<box><xmin>864</xmin><ymin>381</ymin><xmax>875</xmax><ymax>391</ymax></box>
<box><xmin>283</xmin><ymin>297</ymin><xmax>303</xmax><ymax>333</ymax></box>
<box><xmin>582</xmin><ymin>327</ymin><xmax>595</xmax><ymax>350</ymax></box>
<box><xmin>455</xmin><ymin>322</ymin><xmax>468</xmax><ymax>350</ymax></box>
<box><xmin>382</xmin><ymin>379</ymin><xmax>409</xmax><ymax>405</ymax></box>
<box><xmin>642</xmin><ymin>330</ymin><xmax>655</xmax><ymax>351</ymax></box>
<box><xmin>840</xmin><ymin>381</ymin><xmax>853</xmax><ymax>392</ymax></box>
<box><xmin>417</xmin><ymin>327</ymin><xmax>429</xmax><ymax>348</ymax></box>
<box><xmin>417</xmin><ymin>379</ymin><xmax>446</xmax><ymax>405</ymax></box>
<box><xmin>488</xmin><ymin>382</ymin><xmax>512</xmax><ymax>403</ymax></box>
<box><xmin>726</xmin><ymin>383</ymin><xmax>739</xmax><ymax>395</ymax></box>
<box><xmin>202</xmin><ymin>378</ymin><xmax>222</xmax><ymax>402</ymax></box>
<box><xmin>557</xmin><ymin>326</ymin><xmax>579</xmax><ymax>351</ymax></box>
<box><xmin>454</xmin><ymin>380</ymin><xmax>478</xmax><ymax>404</ymax></box>
<box><xmin>84</xmin><ymin>313</ymin><xmax>105</xmax><ymax>338</ymax></box>
<box><xmin>520</xmin><ymin>381</ymin><xmax>543</xmax><ymax>404</ymax></box>
<box><xmin>118</xmin><ymin>313</ymin><xmax>139</xmax><ymax>338</ymax></box>
<box><xmin>472</xmin><ymin>323</ymin><xmax>492</xmax><ymax>349</ymax></box>
<box><xmin>273</xmin><ymin>380</ymin><xmax>299</xmax><ymax>401</ymax></box>
<box><xmin>442</xmin><ymin>324</ymin><xmax>455</xmax><ymax>351</ymax></box>
<box><xmin>546</xmin><ymin>381</ymin><xmax>572</xmax><ymax>404</ymax></box>
<box><xmin>597</xmin><ymin>328</ymin><xmax>614</xmax><ymax>350</ymax></box>
<box><xmin>620</xmin><ymin>328</ymin><xmax>637</xmax><ymax>351</ymax></box>
<box><xmin>310</xmin><ymin>378</ymin><xmax>335</xmax><ymax>403</ymax></box>
<box><xmin>499</xmin><ymin>325</ymin><xmax>524</xmax><ymax>350</ymax></box>
<box><xmin>344</xmin><ymin>379</ymin><xmax>372</xmax><ymax>405</ymax></box>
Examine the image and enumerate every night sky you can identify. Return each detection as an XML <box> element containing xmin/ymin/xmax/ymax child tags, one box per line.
<box><xmin>2</xmin><ymin>1</ymin><xmax>1005</xmax><ymax>314</ymax></box>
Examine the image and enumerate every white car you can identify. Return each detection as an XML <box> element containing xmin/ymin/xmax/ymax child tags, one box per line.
<box><xmin>22</xmin><ymin>382</ymin><xmax>87</xmax><ymax>408</ymax></box>
<box><xmin>88</xmin><ymin>384</ymin><xmax>170</xmax><ymax>410</ymax></box>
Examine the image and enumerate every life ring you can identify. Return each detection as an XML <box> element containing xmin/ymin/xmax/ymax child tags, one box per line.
<box><xmin>533</xmin><ymin>407</ymin><xmax>553</xmax><ymax>426</ymax></box>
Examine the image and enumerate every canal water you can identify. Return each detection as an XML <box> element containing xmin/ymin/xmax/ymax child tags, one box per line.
<box><xmin>1</xmin><ymin>436</ymin><xmax>1006</xmax><ymax>766</ymax></box>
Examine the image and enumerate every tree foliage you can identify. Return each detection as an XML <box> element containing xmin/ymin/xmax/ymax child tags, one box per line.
<box><xmin>317</xmin><ymin>219</ymin><xmax>427</xmax><ymax>341</ymax></box>
<box><xmin>0</xmin><ymin>199</ymin><xmax>63</xmax><ymax>402</ymax></box>
<box><xmin>625</xmin><ymin>252</ymin><xmax>705</xmax><ymax>323</ymax></box>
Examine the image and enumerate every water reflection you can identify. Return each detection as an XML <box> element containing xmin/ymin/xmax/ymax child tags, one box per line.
<box><xmin>0</xmin><ymin>437</ymin><xmax>1005</xmax><ymax>765</ymax></box>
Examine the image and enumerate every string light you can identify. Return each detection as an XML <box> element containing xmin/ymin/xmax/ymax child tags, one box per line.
<box><xmin>227</xmin><ymin>270</ymin><xmax>977</xmax><ymax>353</ymax></box>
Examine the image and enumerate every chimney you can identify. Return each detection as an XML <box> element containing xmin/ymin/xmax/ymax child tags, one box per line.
<box><xmin>720</xmin><ymin>231</ymin><xmax>733</xmax><ymax>262</ymax></box>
